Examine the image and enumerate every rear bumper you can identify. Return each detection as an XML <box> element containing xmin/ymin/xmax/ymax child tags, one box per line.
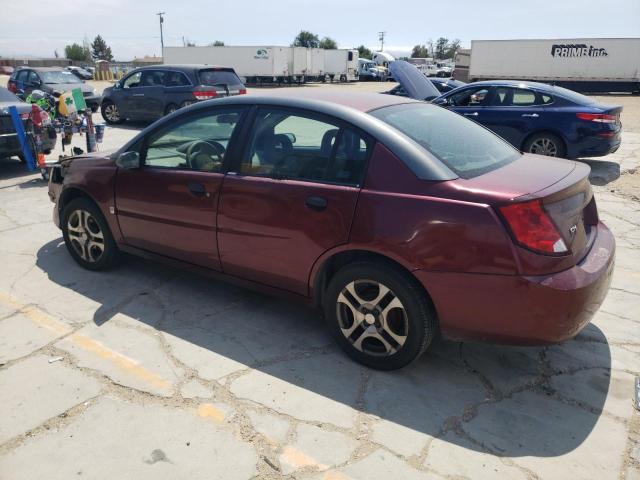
<box><xmin>414</xmin><ymin>221</ymin><xmax>615</xmax><ymax>344</ymax></box>
<box><xmin>567</xmin><ymin>131</ymin><xmax>622</xmax><ymax>158</ymax></box>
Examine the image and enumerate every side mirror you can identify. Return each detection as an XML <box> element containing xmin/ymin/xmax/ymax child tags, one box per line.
<box><xmin>115</xmin><ymin>151</ymin><xmax>140</xmax><ymax>169</ymax></box>
<box><xmin>283</xmin><ymin>133</ymin><xmax>297</xmax><ymax>144</ymax></box>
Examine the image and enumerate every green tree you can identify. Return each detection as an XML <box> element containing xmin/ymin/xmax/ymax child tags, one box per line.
<box><xmin>435</xmin><ymin>37</ymin><xmax>448</xmax><ymax>59</ymax></box>
<box><xmin>64</xmin><ymin>43</ymin><xmax>91</xmax><ymax>62</ymax></box>
<box><xmin>210</xmin><ymin>40</ymin><xmax>225</xmax><ymax>46</ymax></box>
<box><xmin>292</xmin><ymin>31</ymin><xmax>320</xmax><ymax>48</ymax></box>
<box><xmin>356</xmin><ymin>45</ymin><xmax>372</xmax><ymax>59</ymax></box>
<box><xmin>445</xmin><ymin>39</ymin><xmax>461</xmax><ymax>59</ymax></box>
<box><xmin>91</xmin><ymin>35</ymin><xmax>113</xmax><ymax>61</ymax></box>
<box><xmin>411</xmin><ymin>44</ymin><xmax>429</xmax><ymax>58</ymax></box>
<box><xmin>319</xmin><ymin>37</ymin><xmax>337</xmax><ymax>49</ymax></box>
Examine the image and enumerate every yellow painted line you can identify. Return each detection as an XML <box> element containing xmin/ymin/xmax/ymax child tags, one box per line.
<box><xmin>280</xmin><ymin>445</ymin><xmax>327</xmax><ymax>471</ymax></box>
<box><xmin>197</xmin><ymin>403</ymin><xmax>225</xmax><ymax>423</ymax></box>
<box><xmin>0</xmin><ymin>291</ymin><xmax>171</xmax><ymax>392</ymax></box>
<box><xmin>67</xmin><ymin>332</ymin><xmax>171</xmax><ymax>391</ymax></box>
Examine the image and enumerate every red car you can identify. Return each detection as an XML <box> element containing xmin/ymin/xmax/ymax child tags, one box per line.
<box><xmin>48</xmin><ymin>91</ymin><xmax>615</xmax><ymax>369</ymax></box>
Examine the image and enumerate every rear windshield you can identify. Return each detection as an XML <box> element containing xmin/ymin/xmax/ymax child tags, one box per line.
<box><xmin>550</xmin><ymin>85</ymin><xmax>596</xmax><ymax>105</ymax></box>
<box><xmin>371</xmin><ymin>103</ymin><xmax>520</xmax><ymax>179</ymax></box>
<box><xmin>198</xmin><ymin>69</ymin><xmax>243</xmax><ymax>87</ymax></box>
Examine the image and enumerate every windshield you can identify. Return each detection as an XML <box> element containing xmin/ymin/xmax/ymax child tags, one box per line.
<box><xmin>371</xmin><ymin>103</ymin><xmax>520</xmax><ymax>179</ymax></box>
<box><xmin>41</xmin><ymin>71</ymin><xmax>80</xmax><ymax>84</ymax></box>
<box><xmin>0</xmin><ymin>88</ymin><xmax>19</xmax><ymax>102</ymax></box>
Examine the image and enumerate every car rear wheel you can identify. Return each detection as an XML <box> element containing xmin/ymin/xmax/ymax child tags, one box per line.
<box><xmin>61</xmin><ymin>198</ymin><xmax>120</xmax><ymax>271</ymax></box>
<box><xmin>165</xmin><ymin>104</ymin><xmax>178</xmax><ymax>115</ymax></box>
<box><xmin>524</xmin><ymin>133</ymin><xmax>566</xmax><ymax>158</ymax></box>
<box><xmin>101</xmin><ymin>101</ymin><xmax>124</xmax><ymax>125</ymax></box>
<box><xmin>323</xmin><ymin>262</ymin><xmax>437</xmax><ymax>370</ymax></box>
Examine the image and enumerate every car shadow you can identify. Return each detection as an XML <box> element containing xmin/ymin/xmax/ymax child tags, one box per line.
<box><xmin>35</xmin><ymin>238</ymin><xmax>612</xmax><ymax>458</ymax></box>
<box><xmin>577</xmin><ymin>158</ymin><xmax>621</xmax><ymax>186</ymax></box>
<box><xmin>0</xmin><ymin>157</ymin><xmax>37</xmax><ymax>182</ymax></box>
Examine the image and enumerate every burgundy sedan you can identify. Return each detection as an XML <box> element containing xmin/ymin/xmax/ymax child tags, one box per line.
<box><xmin>48</xmin><ymin>91</ymin><xmax>615</xmax><ymax>370</ymax></box>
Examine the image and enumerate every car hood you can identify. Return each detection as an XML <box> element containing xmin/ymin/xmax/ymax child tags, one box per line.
<box><xmin>389</xmin><ymin>61</ymin><xmax>440</xmax><ymax>101</ymax></box>
<box><xmin>0</xmin><ymin>101</ymin><xmax>31</xmax><ymax>116</ymax></box>
<box><xmin>46</xmin><ymin>82</ymin><xmax>93</xmax><ymax>95</ymax></box>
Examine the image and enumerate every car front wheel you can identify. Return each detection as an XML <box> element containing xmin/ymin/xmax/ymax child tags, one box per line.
<box><xmin>61</xmin><ymin>197</ymin><xmax>120</xmax><ymax>270</ymax></box>
<box><xmin>101</xmin><ymin>101</ymin><xmax>124</xmax><ymax>125</ymax></box>
<box><xmin>323</xmin><ymin>262</ymin><xmax>437</xmax><ymax>370</ymax></box>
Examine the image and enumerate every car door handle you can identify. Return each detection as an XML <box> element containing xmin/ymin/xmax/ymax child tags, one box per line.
<box><xmin>521</xmin><ymin>113</ymin><xmax>539</xmax><ymax>118</ymax></box>
<box><xmin>132</xmin><ymin>93</ymin><xmax>145</xmax><ymax>97</ymax></box>
<box><xmin>463</xmin><ymin>112</ymin><xmax>478</xmax><ymax>116</ymax></box>
<box><xmin>188</xmin><ymin>182</ymin><xmax>207</xmax><ymax>197</ymax></box>
<box><xmin>305</xmin><ymin>196</ymin><xmax>327</xmax><ymax>212</ymax></box>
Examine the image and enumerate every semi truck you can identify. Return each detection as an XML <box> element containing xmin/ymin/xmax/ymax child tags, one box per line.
<box><xmin>162</xmin><ymin>46</ymin><xmax>358</xmax><ymax>84</ymax></box>
<box><xmin>468</xmin><ymin>38</ymin><xmax>640</xmax><ymax>93</ymax></box>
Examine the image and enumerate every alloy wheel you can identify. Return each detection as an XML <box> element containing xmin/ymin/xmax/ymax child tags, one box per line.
<box><xmin>67</xmin><ymin>209</ymin><xmax>105</xmax><ymax>263</ymax></box>
<box><xmin>103</xmin><ymin>103</ymin><xmax>120</xmax><ymax>122</ymax></box>
<box><xmin>336</xmin><ymin>279</ymin><xmax>409</xmax><ymax>356</ymax></box>
<box><xmin>529</xmin><ymin>137</ymin><xmax>558</xmax><ymax>156</ymax></box>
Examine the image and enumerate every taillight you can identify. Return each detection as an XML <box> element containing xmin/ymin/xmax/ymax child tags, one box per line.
<box><xmin>576</xmin><ymin>112</ymin><xmax>616</xmax><ymax>123</ymax></box>
<box><xmin>499</xmin><ymin>199</ymin><xmax>568</xmax><ymax>254</ymax></box>
<box><xmin>193</xmin><ymin>90</ymin><xmax>217</xmax><ymax>101</ymax></box>
<box><xmin>239</xmin><ymin>88</ymin><xmax>247</xmax><ymax>95</ymax></box>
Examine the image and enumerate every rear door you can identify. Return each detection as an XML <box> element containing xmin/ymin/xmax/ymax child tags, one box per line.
<box><xmin>217</xmin><ymin>107</ymin><xmax>373</xmax><ymax>295</ymax></box>
<box><xmin>115</xmin><ymin>107</ymin><xmax>247</xmax><ymax>269</ymax></box>
<box><xmin>483</xmin><ymin>87</ymin><xmax>548</xmax><ymax>147</ymax></box>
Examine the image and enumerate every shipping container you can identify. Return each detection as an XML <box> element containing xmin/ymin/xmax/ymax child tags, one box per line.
<box><xmin>469</xmin><ymin>38</ymin><xmax>640</xmax><ymax>93</ymax></box>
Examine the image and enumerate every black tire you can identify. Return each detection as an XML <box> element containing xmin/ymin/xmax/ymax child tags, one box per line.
<box><xmin>323</xmin><ymin>261</ymin><xmax>437</xmax><ymax>370</ymax></box>
<box><xmin>164</xmin><ymin>103</ymin><xmax>178</xmax><ymax>115</ymax></box>
<box><xmin>523</xmin><ymin>132</ymin><xmax>566</xmax><ymax>158</ymax></box>
<box><xmin>101</xmin><ymin>101</ymin><xmax>124</xmax><ymax>125</ymax></box>
<box><xmin>61</xmin><ymin>197</ymin><xmax>120</xmax><ymax>271</ymax></box>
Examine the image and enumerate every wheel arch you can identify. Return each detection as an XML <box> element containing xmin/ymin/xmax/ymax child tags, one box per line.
<box><xmin>310</xmin><ymin>248</ymin><xmax>436</xmax><ymax>313</ymax></box>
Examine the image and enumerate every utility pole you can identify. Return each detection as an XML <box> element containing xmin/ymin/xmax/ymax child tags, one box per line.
<box><xmin>378</xmin><ymin>31</ymin><xmax>386</xmax><ymax>52</ymax></box>
<box><xmin>157</xmin><ymin>12</ymin><xmax>166</xmax><ymax>56</ymax></box>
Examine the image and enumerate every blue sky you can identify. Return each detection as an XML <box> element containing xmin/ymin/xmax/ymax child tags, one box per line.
<box><xmin>1</xmin><ymin>0</ymin><xmax>639</xmax><ymax>60</ymax></box>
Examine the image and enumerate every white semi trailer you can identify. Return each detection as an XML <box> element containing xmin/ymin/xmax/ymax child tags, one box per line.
<box><xmin>163</xmin><ymin>46</ymin><xmax>357</xmax><ymax>84</ymax></box>
<box><xmin>324</xmin><ymin>49</ymin><xmax>359</xmax><ymax>81</ymax></box>
<box><xmin>468</xmin><ymin>38</ymin><xmax>640</xmax><ymax>93</ymax></box>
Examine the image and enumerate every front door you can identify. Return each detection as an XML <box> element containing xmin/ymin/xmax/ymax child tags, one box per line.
<box><xmin>217</xmin><ymin>107</ymin><xmax>373</xmax><ymax>295</ymax></box>
<box><xmin>448</xmin><ymin>85</ymin><xmax>492</xmax><ymax>126</ymax></box>
<box><xmin>115</xmin><ymin>107</ymin><xmax>246</xmax><ymax>269</ymax></box>
<box><xmin>132</xmin><ymin>70</ymin><xmax>166</xmax><ymax>119</ymax></box>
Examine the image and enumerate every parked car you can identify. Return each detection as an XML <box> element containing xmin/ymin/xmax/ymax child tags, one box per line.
<box><xmin>0</xmin><ymin>87</ymin><xmax>56</xmax><ymax>160</ymax></box>
<box><xmin>48</xmin><ymin>91</ymin><xmax>615</xmax><ymax>370</ymax></box>
<box><xmin>7</xmin><ymin>67</ymin><xmax>101</xmax><ymax>112</ymax></box>
<box><xmin>66</xmin><ymin>66</ymin><xmax>93</xmax><ymax>80</ymax></box>
<box><xmin>386</xmin><ymin>77</ymin><xmax>466</xmax><ymax>96</ymax></box>
<box><xmin>432</xmin><ymin>80</ymin><xmax>622</xmax><ymax>158</ymax></box>
<box><xmin>389</xmin><ymin>61</ymin><xmax>623</xmax><ymax>159</ymax></box>
<box><xmin>100</xmin><ymin>65</ymin><xmax>246</xmax><ymax>125</ymax></box>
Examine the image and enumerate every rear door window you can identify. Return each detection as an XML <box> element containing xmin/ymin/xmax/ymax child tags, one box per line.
<box><xmin>511</xmin><ymin>88</ymin><xmax>537</xmax><ymax>106</ymax></box>
<box><xmin>198</xmin><ymin>69</ymin><xmax>243</xmax><ymax>87</ymax></box>
<box><xmin>163</xmin><ymin>71</ymin><xmax>191</xmax><ymax>87</ymax></box>
<box><xmin>240</xmin><ymin>108</ymin><xmax>372</xmax><ymax>186</ymax></box>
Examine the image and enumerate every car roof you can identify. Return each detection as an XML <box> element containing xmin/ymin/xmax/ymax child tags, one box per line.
<box><xmin>464</xmin><ymin>80</ymin><xmax>557</xmax><ymax>91</ymax></box>
<box><xmin>132</xmin><ymin>64</ymin><xmax>236</xmax><ymax>72</ymax></box>
<box><xmin>255</xmin><ymin>89</ymin><xmax>420</xmax><ymax>112</ymax></box>
<box><xmin>30</xmin><ymin>67</ymin><xmax>69</xmax><ymax>72</ymax></box>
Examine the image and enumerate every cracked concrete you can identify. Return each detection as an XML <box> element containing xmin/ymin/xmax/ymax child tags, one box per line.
<box><xmin>0</xmin><ymin>92</ymin><xmax>639</xmax><ymax>479</ymax></box>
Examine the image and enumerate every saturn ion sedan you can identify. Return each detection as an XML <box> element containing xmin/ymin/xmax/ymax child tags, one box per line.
<box><xmin>47</xmin><ymin>91</ymin><xmax>615</xmax><ymax>370</ymax></box>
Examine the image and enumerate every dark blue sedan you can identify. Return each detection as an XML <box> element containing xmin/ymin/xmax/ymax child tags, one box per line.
<box><xmin>432</xmin><ymin>80</ymin><xmax>622</xmax><ymax>159</ymax></box>
<box><xmin>388</xmin><ymin>61</ymin><xmax>622</xmax><ymax>159</ymax></box>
